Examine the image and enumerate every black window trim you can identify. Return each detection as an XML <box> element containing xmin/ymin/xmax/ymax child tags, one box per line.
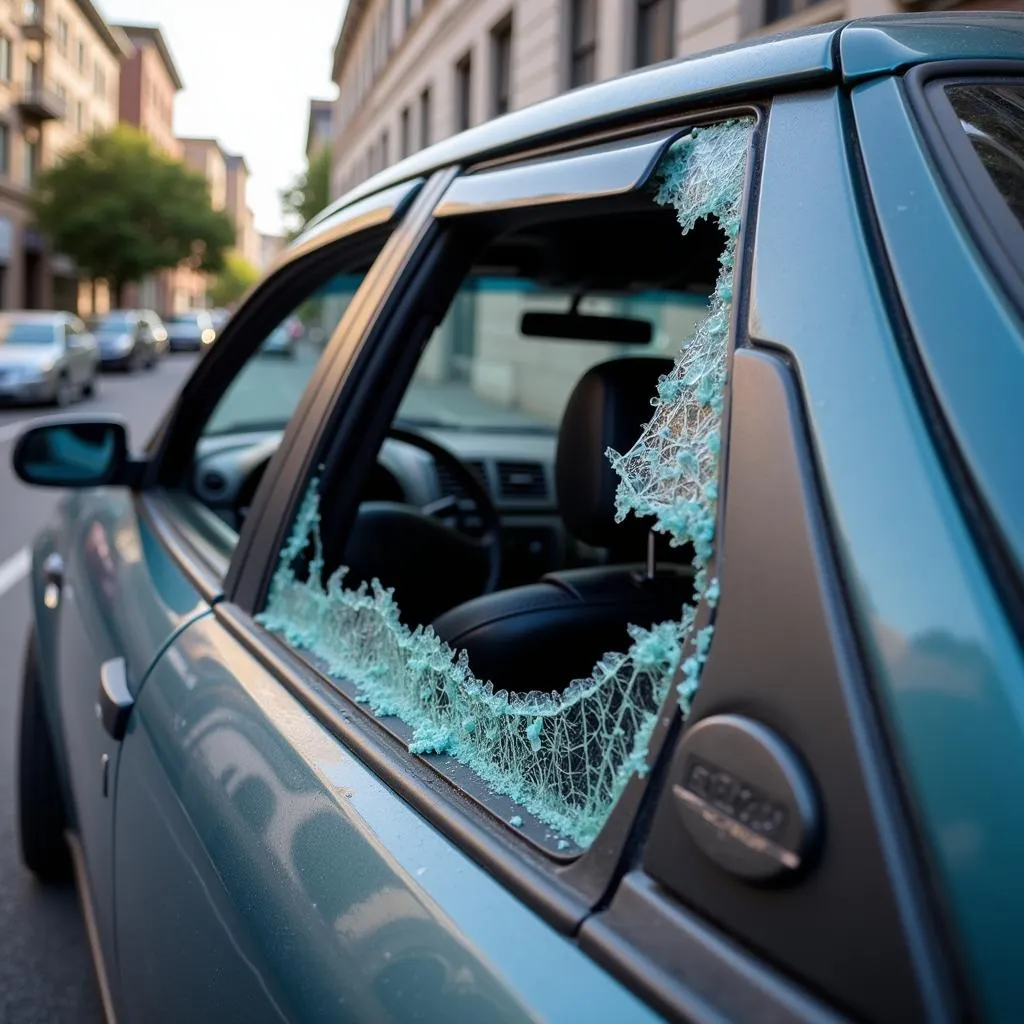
<box><xmin>903</xmin><ymin>60</ymin><xmax>1024</xmax><ymax>322</ymax></box>
<box><xmin>134</xmin><ymin>177</ymin><xmax>427</xmax><ymax>609</ymax></box>
<box><xmin>221</xmin><ymin>103</ymin><xmax>763</xmax><ymax>942</ymax></box>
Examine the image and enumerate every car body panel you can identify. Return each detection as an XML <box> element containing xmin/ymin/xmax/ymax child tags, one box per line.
<box><xmin>113</xmin><ymin>611</ymin><xmax>663</xmax><ymax>1024</ymax></box>
<box><xmin>30</xmin><ymin>486</ymin><xmax>211</xmax><ymax>991</ymax></box>
<box><xmin>749</xmin><ymin>86</ymin><xmax>1024</xmax><ymax>1022</ymax></box>
<box><xmin>840</xmin><ymin>14</ymin><xmax>1024</xmax><ymax>82</ymax></box>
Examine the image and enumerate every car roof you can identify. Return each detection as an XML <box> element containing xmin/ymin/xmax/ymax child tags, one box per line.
<box><xmin>308</xmin><ymin>12</ymin><xmax>1024</xmax><ymax>232</ymax></box>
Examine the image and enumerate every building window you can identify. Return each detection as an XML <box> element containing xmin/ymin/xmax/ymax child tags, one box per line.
<box><xmin>490</xmin><ymin>16</ymin><xmax>512</xmax><ymax>117</ymax></box>
<box><xmin>419</xmin><ymin>85</ymin><xmax>431</xmax><ymax>148</ymax></box>
<box><xmin>635</xmin><ymin>0</ymin><xmax>674</xmax><ymax>68</ymax></box>
<box><xmin>0</xmin><ymin>34</ymin><xmax>10</xmax><ymax>83</ymax></box>
<box><xmin>380</xmin><ymin>129</ymin><xmax>389</xmax><ymax>169</ymax></box>
<box><xmin>763</xmin><ymin>0</ymin><xmax>830</xmax><ymax>23</ymax></box>
<box><xmin>454</xmin><ymin>51</ymin><xmax>472</xmax><ymax>132</ymax></box>
<box><xmin>25</xmin><ymin>57</ymin><xmax>40</xmax><ymax>91</ymax></box>
<box><xmin>76</xmin><ymin>40</ymin><xmax>86</xmax><ymax>74</ymax></box>
<box><xmin>94</xmin><ymin>64</ymin><xmax>105</xmax><ymax>99</ymax></box>
<box><xmin>0</xmin><ymin>123</ymin><xmax>9</xmax><ymax>176</ymax></box>
<box><xmin>569</xmin><ymin>0</ymin><xmax>597</xmax><ymax>87</ymax></box>
<box><xmin>54</xmin><ymin>82</ymin><xmax>66</xmax><ymax>118</ymax></box>
<box><xmin>75</xmin><ymin>100</ymin><xmax>84</xmax><ymax>133</ymax></box>
<box><xmin>403</xmin><ymin>0</ymin><xmax>413</xmax><ymax>30</ymax></box>
<box><xmin>400</xmin><ymin>105</ymin><xmax>410</xmax><ymax>159</ymax></box>
<box><xmin>23</xmin><ymin>136</ymin><xmax>37</xmax><ymax>188</ymax></box>
<box><xmin>56</xmin><ymin>16</ymin><xmax>68</xmax><ymax>55</ymax></box>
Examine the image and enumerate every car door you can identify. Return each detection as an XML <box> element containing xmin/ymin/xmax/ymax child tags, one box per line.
<box><xmin>104</xmin><ymin>179</ymin><xmax>432</xmax><ymax>1022</ymax></box>
<box><xmin>109</xmin><ymin>151</ymin><xmax>675</xmax><ymax>1023</ymax></box>
<box><xmin>205</xmin><ymin>95</ymin><xmax>982</xmax><ymax>1023</ymax></box>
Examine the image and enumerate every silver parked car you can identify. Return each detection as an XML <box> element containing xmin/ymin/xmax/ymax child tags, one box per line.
<box><xmin>0</xmin><ymin>311</ymin><xmax>99</xmax><ymax>406</ymax></box>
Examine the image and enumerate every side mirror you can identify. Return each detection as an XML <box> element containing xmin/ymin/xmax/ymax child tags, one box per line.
<box><xmin>12</xmin><ymin>417</ymin><xmax>137</xmax><ymax>488</ymax></box>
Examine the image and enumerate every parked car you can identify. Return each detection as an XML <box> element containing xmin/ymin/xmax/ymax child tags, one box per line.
<box><xmin>88</xmin><ymin>309</ymin><xmax>165</xmax><ymax>371</ymax></box>
<box><xmin>0</xmin><ymin>311</ymin><xmax>99</xmax><ymax>406</ymax></box>
<box><xmin>11</xmin><ymin>15</ymin><xmax>1024</xmax><ymax>1024</ymax></box>
<box><xmin>259</xmin><ymin>314</ymin><xmax>302</xmax><ymax>356</ymax></box>
<box><xmin>165</xmin><ymin>310</ymin><xmax>218</xmax><ymax>352</ymax></box>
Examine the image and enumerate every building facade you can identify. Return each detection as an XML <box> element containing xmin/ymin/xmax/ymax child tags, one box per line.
<box><xmin>225</xmin><ymin>153</ymin><xmax>260</xmax><ymax>267</ymax></box>
<box><xmin>306</xmin><ymin>97</ymin><xmax>332</xmax><ymax>157</ymax></box>
<box><xmin>115</xmin><ymin>23</ymin><xmax>206</xmax><ymax>316</ymax></box>
<box><xmin>329</xmin><ymin>0</ymin><xmax>1024</xmax><ymax>197</ymax></box>
<box><xmin>0</xmin><ymin>0</ymin><xmax>128</xmax><ymax>311</ymax></box>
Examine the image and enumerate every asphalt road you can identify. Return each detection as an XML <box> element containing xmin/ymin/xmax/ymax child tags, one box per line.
<box><xmin>0</xmin><ymin>353</ymin><xmax>197</xmax><ymax>1024</ymax></box>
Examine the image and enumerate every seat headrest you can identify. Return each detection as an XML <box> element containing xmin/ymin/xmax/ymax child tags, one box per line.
<box><xmin>555</xmin><ymin>357</ymin><xmax>674</xmax><ymax>550</ymax></box>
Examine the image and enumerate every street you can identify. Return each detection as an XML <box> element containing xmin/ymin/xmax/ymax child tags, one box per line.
<box><xmin>0</xmin><ymin>354</ymin><xmax>196</xmax><ymax>1024</ymax></box>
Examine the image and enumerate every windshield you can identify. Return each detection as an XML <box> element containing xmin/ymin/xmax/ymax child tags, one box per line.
<box><xmin>169</xmin><ymin>313</ymin><xmax>202</xmax><ymax>325</ymax></box>
<box><xmin>0</xmin><ymin>320</ymin><xmax>57</xmax><ymax>345</ymax></box>
<box><xmin>89</xmin><ymin>313</ymin><xmax>134</xmax><ymax>331</ymax></box>
<box><xmin>395</xmin><ymin>277</ymin><xmax>710</xmax><ymax>433</ymax></box>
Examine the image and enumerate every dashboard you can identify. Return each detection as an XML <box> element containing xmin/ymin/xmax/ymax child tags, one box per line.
<box><xmin>191</xmin><ymin>426</ymin><xmax>577</xmax><ymax>587</ymax></box>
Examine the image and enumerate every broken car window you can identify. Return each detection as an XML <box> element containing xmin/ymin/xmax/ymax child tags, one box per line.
<box><xmin>258</xmin><ymin>119</ymin><xmax>754</xmax><ymax>849</ymax></box>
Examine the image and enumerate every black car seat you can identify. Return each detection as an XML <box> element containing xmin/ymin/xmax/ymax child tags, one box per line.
<box><xmin>432</xmin><ymin>357</ymin><xmax>695</xmax><ymax>694</ymax></box>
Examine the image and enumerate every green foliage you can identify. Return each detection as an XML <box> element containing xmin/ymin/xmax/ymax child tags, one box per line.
<box><xmin>209</xmin><ymin>250</ymin><xmax>259</xmax><ymax>307</ymax></box>
<box><xmin>280</xmin><ymin>145</ymin><xmax>331</xmax><ymax>239</ymax></box>
<box><xmin>31</xmin><ymin>126</ymin><xmax>236</xmax><ymax>300</ymax></box>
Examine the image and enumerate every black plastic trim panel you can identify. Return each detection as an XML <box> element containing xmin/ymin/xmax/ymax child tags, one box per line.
<box><xmin>635</xmin><ymin>348</ymin><xmax>955</xmax><ymax>1024</ymax></box>
<box><xmin>581</xmin><ymin>873</ymin><xmax>846</xmax><ymax>1024</ymax></box>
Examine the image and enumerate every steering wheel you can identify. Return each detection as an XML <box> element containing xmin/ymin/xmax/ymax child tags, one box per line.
<box><xmin>333</xmin><ymin>426</ymin><xmax>502</xmax><ymax>626</ymax></box>
<box><xmin>388</xmin><ymin>425</ymin><xmax>502</xmax><ymax>593</ymax></box>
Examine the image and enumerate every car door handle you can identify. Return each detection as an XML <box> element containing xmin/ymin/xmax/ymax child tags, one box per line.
<box><xmin>42</xmin><ymin>552</ymin><xmax>64</xmax><ymax>609</ymax></box>
<box><xmin>98</xmin><ymin>657</ymin><xmax>134</xmax><ymax>741</ymax></box>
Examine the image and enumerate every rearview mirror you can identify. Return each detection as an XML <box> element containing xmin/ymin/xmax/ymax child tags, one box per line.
<box><xmin>520</xmin><ymin>311</ymin><xmax>653</xmax><ymax>345</ymax></box>
<box><xmin>12</xmin><ymin>417</ymin><xmax>133</xmax><ymax>488</ymax></box>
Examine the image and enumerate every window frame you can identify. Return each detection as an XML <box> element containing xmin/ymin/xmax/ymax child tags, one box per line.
<box><xmin>909</xmin><ymin>64</ymin><xmax>1024</xmax><ymax>315</ymax></box>
<box><xmin>135</xmin><ymin>178</ymin><xmax>427</xmax><ymax>600</ymax></box>
<box><xmin>225</xmin><ymin>104</ymin><xmax>763</xmax><ymax>935</ymax></box>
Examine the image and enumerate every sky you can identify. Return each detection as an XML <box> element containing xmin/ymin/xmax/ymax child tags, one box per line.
<box><xmin>101</xmin><ymin>0</ymin><xmax>345</xmax><ymax>236</ymax></box>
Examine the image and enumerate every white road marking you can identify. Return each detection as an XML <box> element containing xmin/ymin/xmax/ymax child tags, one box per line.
<box><xmin>0</xmin><ymin>418</ymin><xmax>33</xmax><ymax>445</ymax></box>
<box><xmin>0</xmin><ymin>546</ymin><xmax>30</xmax><ymax>598</ymax></box>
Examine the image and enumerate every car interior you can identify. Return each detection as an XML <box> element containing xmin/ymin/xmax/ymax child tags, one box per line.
<box><xmin>191</xmin><ymin>200</ymin><xmax>727</xmax><ymax>696</ymax></box>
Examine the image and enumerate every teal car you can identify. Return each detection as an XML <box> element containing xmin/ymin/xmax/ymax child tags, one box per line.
<box><xmin>12</xmin><ymin>14</ymin><xmax>1024</xmax><ymax>1023</ymax></box>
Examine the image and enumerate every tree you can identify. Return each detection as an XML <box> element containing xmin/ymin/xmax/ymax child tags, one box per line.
<box><xmin>32</xmin><ymin>126</ymin><xmax>236</xmax><ymax>305</ymax></box>
<box><xmin>209</xmin><ymin>250</ymin><xmax>259</xmax><ymax>307</ymax></box>
<box><xmin>280</xmin><ymin>145</ymin><xmax>331</xmax><ymax>239</ymax></box>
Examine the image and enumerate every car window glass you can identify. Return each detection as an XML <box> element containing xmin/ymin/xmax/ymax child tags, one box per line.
<box><xmin>202</xmin><ymin>272</ymin><xmax>366</xmax><ymax>438</ymax></box>
<box><xmin>258</xmin><ymin>119</ymin><xmax>753</xmax><ymax>852</ymax></box>
<box><xmin>945</xmin><ymin>82</ymin><xmax>1024</xmax><ymax>230</ymax></box>
<box><xmin>182</xmin><ymin>226</ymin><xmax>396</xmax><ymax>549</ymax></box>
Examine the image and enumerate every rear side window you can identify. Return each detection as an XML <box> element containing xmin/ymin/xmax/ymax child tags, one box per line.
<box><xmin>945</xmin><ymin>83</ymin><xmax>1024</xmax><ymax>229</ymax></box>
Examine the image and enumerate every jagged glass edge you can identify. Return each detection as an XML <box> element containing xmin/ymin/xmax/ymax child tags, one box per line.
<box><xmin>257</xmin><ymin>118</ymin><xmax>753</xmax><ymax>848</ymax></box>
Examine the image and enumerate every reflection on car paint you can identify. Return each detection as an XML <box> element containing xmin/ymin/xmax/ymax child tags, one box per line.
<box><xmin>257</xmin><ymin>119</ymin><xmax>753</xmax><ymax>848</ymax></box>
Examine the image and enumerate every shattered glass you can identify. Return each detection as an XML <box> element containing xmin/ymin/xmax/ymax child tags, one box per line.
<box><xmin>257</xmin><ymin>119</ymin><xmax>753</xmax><ymax>848</ymax></box>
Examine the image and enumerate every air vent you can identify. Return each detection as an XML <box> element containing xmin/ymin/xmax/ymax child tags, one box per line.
<box><xmin>201</xmin><ymin>470</ymin><xmax>228</xmax><ymax>495</ymax></box>
<box><xmin>497</xmin><ymin>461</ymin><xmax>547</xmax><ymax>499</ymax></box>
<box><xmin>435</xmin><ymin>460</ymin><xmax>488</xmax><ymax>499</ymax></box>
